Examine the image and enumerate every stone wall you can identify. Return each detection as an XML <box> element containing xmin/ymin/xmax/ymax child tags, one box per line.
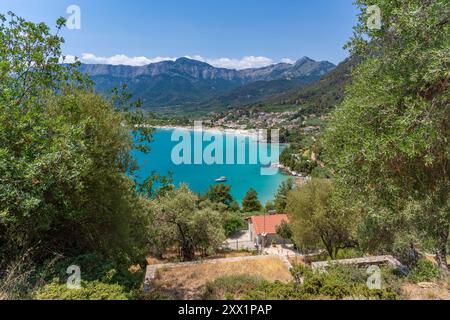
<box><xmin>144</xmin><ymin>254</ymin><xmax>293</xmax><ymax>293</ymax></box>
<box><xmin>311</xmin><ymin>255</ymin><xmax>407</xmax><ymax>274</ymax></box>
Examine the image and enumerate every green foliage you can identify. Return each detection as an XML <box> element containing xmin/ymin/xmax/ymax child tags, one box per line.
<box><xmin>34</xmin><ymin>280</ymin><xmax>129</xmax><ymax>300</ymax></box>
<box><xmin>202</xmin><ymin>275</ymin><xmax>268</xmax><ymax>300</ymax></box>
<box><xmin>276</xmin><ymin>220</ymin><xmax>293</xmax><ymax>241</ymax></box>
<box><xmin>324</xmin><ymin>0</ymin><xmax>450</xmax><ymax>269</ymax></box>
<box><xmin>310</xmin><ymin>166</ymin><xmax>331</xmax><ymax>179</ymax></box>
<box><xmin>33</xmin><ymin>253</ymin><xmax>144</xmax><ymax>293</ymax></box>
<box><xmin>193</xmin><ymin>208</ymin><xmax>227</xmax><ymax>256</ymax></box>
<box><xmin>242</xmin><ymin>188</ymin><xmax>262</xmax><ymax>213</ymax></box>
<box><xmin>151</xmin><ymin>185</ymin><xmax>226</xmax><ymax>261</ymax></box>
<box><xmin>0</xmin><ymin>13</ymin><xmax>155</xmax><ymax>269</ymax></box>
<box><xmin>276</xmin><ymin>58</ymin><xmax>356</xmax><ymax>116</ymax></box>
<box><xmin>274</xmin><ymin>178</ymin><xmax>295</xmax><ymax>213</ymax></box>
<box><xmin>250</xmin><ymin>56</ymin><xmax>357</xmax><ymax>121</ymax></box>
<box><xmin>203</xmin><ymin>265</ymin><xmax>400</xmax><ymax>300</ymax></box>
<box><xmin>229</xmin><ymin>200</ymin><xmax>241</xmax><ymax>212</ymax></box>
<box><xmin>0</xmin><ymin>12</ymin><xmax>88</xmax><ymax>107</ymax></box>
<box><xmin>0</xmin><ymin>12</ymin><xmax>157</xmax><ymax>275</ymax></box>
<box><xmin>408</xmin><ymin>259</ymin><xmax>441</xmax><ymax>284</ymax></box>
<box><xmin>205</xmin><ymin>184</ymin><xmax>233</xmax><ymax>207</ymax></box>
<box><xmin>265</xmin><ymin>201</ymin><xmax>275</xmax><ymax>212</ymax></box>
<box><xmin>287</xmin><ymin>179</ymin><xmax>357</xmax><ymax>259</ymax></box>
<box><xmin>301</xmin><ymin>265</ymin><xmax>399</xmax><ymax>300</ymax></box>
<box><xmin>223</xmin><ymin>214</ymin><xmax>246</xmax><ymax>237</ymax></box>
<box><xmin>1</xmin><ymin>89</ymin><xmax>152</xmax><ymax>263</ymax></box>
<box><xmin>279</xmin><ymin>142</ymin><xmax>322</xmax><ymax>176</ymax></box>
<box><xmin>334</xmin><ymin>248</ymin><xmax>363</xmax><ymax>260</ymax></box>
<box><xmin>0</xmin><ymin>253</ymin><xmax>36</xmax><ymax>300</ymax></box>
<box><xmin>138</xmin><ymin>171</ymin><xmax>175</xmax><ymax>199</ymax></box>
<box><xmin>391</xmin><ymin>240</ymin><xmax>422</xmax><ymax>268</ymax></box>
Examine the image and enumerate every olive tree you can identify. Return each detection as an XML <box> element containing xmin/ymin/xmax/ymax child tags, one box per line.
<box><xmin>287</xmin><ymin>179</ymin><xmax>357</xmax><ymax>259</ymax></box>
<box><xmin>152</xmin><ymin>185</ymin><xmax>225</xmax><ymax>261</ymax></box>
<box><xmin>324</xmin><ymin>0</ymin><xmax>449</xmax><ymax>270</ymax></box>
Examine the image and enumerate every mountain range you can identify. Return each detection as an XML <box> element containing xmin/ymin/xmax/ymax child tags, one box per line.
<box><xmin>79</xmin><ymin>57</ymin><xmax>336</xmax><ymax>110</ymax></box>
<box><xmin>257</xmin><ymin>56</ymin><xmax>358</xmax><ymax>116</ymax></box>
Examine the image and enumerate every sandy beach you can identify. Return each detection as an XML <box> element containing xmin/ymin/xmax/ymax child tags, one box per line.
<box><xmin>148</xmin><ymin>125</ymin><xmax>260</xmax><ymax>139</ymax></box>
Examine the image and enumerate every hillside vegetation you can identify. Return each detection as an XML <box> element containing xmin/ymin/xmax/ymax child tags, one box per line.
<box><xmin>1</xmin><ymin>0</ymin><xmax>448</xmax><ymax>301</ymax></box>
<box><xmin>79</xmin><ymin>57</ymin><xmax>335</xmax><ymax>113</ymax></box>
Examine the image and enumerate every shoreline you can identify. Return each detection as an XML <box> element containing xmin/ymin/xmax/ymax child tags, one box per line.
<box><xmin>272</xmin><ymin>163</ymin><xmax>312</xmax><ymax>184</ymax></box>
<box><xmin>150</xmin><ymin>125</ymin><xmax>260</xmax><ymax>139</ymax></box>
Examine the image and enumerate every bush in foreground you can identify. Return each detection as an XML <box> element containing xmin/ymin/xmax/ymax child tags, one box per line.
<box><xmin>203</xmin><ymin>275</ymin><xmax>268</xmax><ymax>300</ymax></box>
<box><xmin>203</xmin><ymin>264</ymin><xmax>401</xmax><ymax>300</ymax></box>
<box><xmin>408</xmin><ymin>259</ymin><xmax>441</xmax><ymax>284</ymax></box>
<box><xmin>34</xmin><ymin>281</ymin><xmax>129</xmax><ymax>300</ymax></box>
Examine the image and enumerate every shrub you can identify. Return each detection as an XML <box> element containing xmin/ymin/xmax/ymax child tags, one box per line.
<box><xmin>319</xmin><ymin>274</ymin><xmax>352</xmax><ymax>299</ymax></box>
<box><xmin>301</xmin><ymin>273</ymin><xmax>324</xmax><ymax>296</ymax></box>
<box><xmin>202</xmin><ymin>264</ymin><xmax>401</xmax><ymax>300</ymax></box>
<box><xmin>32</xmin><ymin>253</ymin><xmax>144</xmax><ymax>297</ymax></box>
<box><xmin>203</xmin><ymin>275</ymin><xmax>267</xmax><ymax>300</ymax></box>
<box><xmin>408</xmin><ymin>259</ymin><xmax>441</xmax><ymax>283</ymax></box>
<box><xmin>242</xmin><ymin>282</ymin><xmax>305</xmax><ymax>300</ymax></box>
<box><xmin>34</xmin><ymin>280</ymin><xmax>129</xmax><ymax>300</ymax></box>
<box><xmin>392</xmin><ymin>242</ymin><xmax>421</xmax><ymax>268</ymax></box>
<box><xmin>223</xmin><ymin>214</ymin><xmax>246</xmax><ymax>237</ymax></box>
<box><xmin>321</xmin><ymin>265</ymin><xmax>401</xmax><ymax>300</ymax></box>
<box><xmin>290</xmin><ymin>264</ymin><xmax>313</xmax><ymax>284</ymax></box>
<box><xmin>276</xmin><ymin>221</ymin><xmax>293</xmax><ymax>242</ymax></box>
<box><xmin>0</xmin><ymin>255</ymin><xmax>36</xmax><ymax>300</ymax></box>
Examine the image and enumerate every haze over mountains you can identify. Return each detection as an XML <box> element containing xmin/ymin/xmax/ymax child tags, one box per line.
<box><xmin>79</xmin><ymin>56</ymin><xmax>336</xmax><ymax>110</ymax></box>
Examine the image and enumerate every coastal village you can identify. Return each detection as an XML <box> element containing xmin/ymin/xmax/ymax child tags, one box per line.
<box><xmin>203</xmin><ymin>109</ymin><xmax>323</xmax><ymax>134</ymax></box>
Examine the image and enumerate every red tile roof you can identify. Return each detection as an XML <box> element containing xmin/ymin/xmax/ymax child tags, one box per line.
<box><xmin>247</xmin><ymin>214</ymin><xmax>289</xmax><ymax>235</ymax></box>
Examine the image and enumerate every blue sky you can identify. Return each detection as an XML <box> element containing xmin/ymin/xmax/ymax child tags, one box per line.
<box><xmin>0</xmin><ymin>0</ymin><xmax>359</xmax><ymax>68</ymax></box>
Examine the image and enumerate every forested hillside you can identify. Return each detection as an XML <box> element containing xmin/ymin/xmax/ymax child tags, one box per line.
<box><xmin>243</xmin><ymin>57</ymin><xmax>357</xmax><ymax>117</ymax></box>
<box><xmin>79</xmin><ymin>57</ymin><xmax>335</xmax><ymax>111</ymax></box>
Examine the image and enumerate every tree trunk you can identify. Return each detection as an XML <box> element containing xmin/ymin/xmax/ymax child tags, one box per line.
<box><xmin>181</xmin><ymin>241</ymin><xmax>195</xmax><ymax>261</ymax></box>
<box><xmin>320</xmin><ymin>235</ymin><xmax>335</xmax><ymax>260</ymax></box>
<box><xmin>176</xmin><ymin>223</ymin><xmax>196</xmax><ymax>261</ymax></box>
<box><xmin>333</xmin><ymin>247</ymin><xmax>340</xmax><ymax>260</ymax></box>
<box><xmin>435</xmin><ymin>227</ymin><xmax>449</xmax><ymax>273</ymax></box>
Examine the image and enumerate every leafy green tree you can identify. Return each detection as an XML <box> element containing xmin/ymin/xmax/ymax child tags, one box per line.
<box><xmin>0</xmin><ymin>12</ymin><xmax>87</xmax><ymax>107</ymax></box>
<box><xmin>0</xmin><ymin>13</ymin><xmax>153</xmax><ymax>265</ymax></box>
<box><xmin>193</xmin><ymin>208</ymin><xmax>228</xmax><ymax>257</ymax></box>
<box><xmin>199</xmin><ymin>199</ymin><xmax>228</xmax><ymax>213</ymax></box>
<box><xmin>152</xmin><ymin>185</ymin><xmax>225</xmax><ymax>261</ymax></box>
<box><xmin>205</xmin><ymin>184</ymin><xmax>233</xmax><ymax>207</ymax></box>
<box><xmin>324</xmin><ymin>0</ymin><xmax>449</xmax><ymax>270</ymax></box>
<box><xmin>242</xmin><ymin>188</ymin><xmax>262</xmax><ymax>213</ymax></box>
<box><xmin>274</xmin><ymin>178</ymin><xmax>295</xmax><ymax>213</ymax></box>
<box><xmin>138</xmin><ymin>171</ymin><xmax>174</xmax><ymax>199</ymax></box>
<box><xmin>223</xmin><ymin>214</ymin><xmax>246</xmax><ymax>237</ymax></box>
<box><xmin>287</xmin><ymin>179</ymin><xmax>357</xmax><ymax>259</ymax></box>
<box><xmin>1</xmin><ymin>89</ymin><xmax>151</xmax><ymax>262</ymax></box>
<box><xmin>229</xmin><ymin>200</ymin><xmax>241</xmax><ymax>212</ymax></box>
<box><xmin>265</xmin><ymin>201</ymin><xmax>275</xmax><ymax>212</ymax></box>
<box><xmin>276</xmin><ymin>221</ymin><xmax>293</xmax><ymax>244</ymax></box>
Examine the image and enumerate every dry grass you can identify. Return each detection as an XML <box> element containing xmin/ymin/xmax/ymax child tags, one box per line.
<box><xmin>146</xmin><ymin>250</ymin><xmax>253</xmax><ymax>266</ymax></box>
<box><xmin>205</xmin><ymin>251</ymin><xmax>255</xmax><ymax>260</ymax></box>
<box><xmin>151</xmin><ymin>256</ymin><xmax>292</xmax><ymax>300</ymax></box>
<box><xmin>288</xmin><ymin>255</ymin><xmax>306</xmax><ymax>266</ymax></box>
<box><xmin>0</xmin><ymin>254</ymin><xmax>36</xmax><ymax>300</ymax></box>
<box><xmin>402</xmin><ymin>282</ymin><xmax>450</xmax><ymax>300</ymax></box>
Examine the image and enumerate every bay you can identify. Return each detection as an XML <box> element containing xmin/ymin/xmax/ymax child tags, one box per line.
<box><xmin>132</xmin><ymin>128</ymin><xmax>289</xmax><ymax>205</ymax></box>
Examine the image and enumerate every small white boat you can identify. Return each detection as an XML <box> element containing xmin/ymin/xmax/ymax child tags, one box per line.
<box><xmin>215</xmin><ymin>176</ymin><xmax>227</xmax><ymax>183</ymax></box>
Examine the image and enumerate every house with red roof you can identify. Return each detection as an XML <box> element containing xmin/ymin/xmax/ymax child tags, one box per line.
<box><xmin>246</xmin><ymin>214</ymin><xmax>289</xmax><ymax>248</ymax></box>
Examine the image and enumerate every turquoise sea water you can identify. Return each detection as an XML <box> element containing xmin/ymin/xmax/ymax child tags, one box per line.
<box><xmin>132</xmin><ymin>129</ymin><xmax>289</xmax><ymax>205</ymax></box>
